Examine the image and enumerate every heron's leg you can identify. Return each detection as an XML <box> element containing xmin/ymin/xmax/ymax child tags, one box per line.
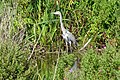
<box><xmin>65</xmin><ymin>41</ymin><xmax>68</xmax><ymax>53</ymax></box>
<box><xmin>69</xmin><ymin>41</ymin><xmax>72</xmax><ymax>52</ymax></box>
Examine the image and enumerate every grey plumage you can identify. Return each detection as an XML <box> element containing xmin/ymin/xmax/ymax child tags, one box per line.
<box><xmin>62</xmin><ymin>30</ymin><xmax>77</xmax><ymax>46</ymax></box>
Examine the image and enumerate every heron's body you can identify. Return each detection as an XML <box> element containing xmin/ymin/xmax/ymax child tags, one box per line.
<box><xmin>53</xmin><ymin>11</ymin><xmax>77</xmax><ymax>52</ymax></box>
<box><xmin>62</xmin><ymin>30</ymin><xmax>77</xmax><ymax>46</ymax></box>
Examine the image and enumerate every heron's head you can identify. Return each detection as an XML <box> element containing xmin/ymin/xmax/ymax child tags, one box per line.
<box><xmin>53</xmin><ymin>11</ymin><xmax>61</xmax><ymax>16</ymax></box>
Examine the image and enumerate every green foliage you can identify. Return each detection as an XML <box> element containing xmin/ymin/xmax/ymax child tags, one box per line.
<box><xmin>14</xmin><ymin>0</ymin><xmax>120</xmax><ymax>48</ymax></box>
<box><xmin>15</xmin><ymin>0</ymin><xmax>57</xmax><ymax>46</ymax></box>
<box><xmin>0</xmin><ymin>40</ymin><xmax>28</xmax><ymax>79</ymax></box>
<box><xmin>56</xmin><ymin>54</ymin><xmax>76</xmax><ymax>79</ymax></box>
<box><xmin>80</xmin><ymin>44</ymin><xmax>120</xmax><ymax>80</ymax></box>
<box><xmin>0</xmin><ymin>0</ymin><xmax>120</xmax><ymax>80</ymax></box>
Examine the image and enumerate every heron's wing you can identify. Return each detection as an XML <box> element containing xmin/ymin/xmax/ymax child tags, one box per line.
<box><xmin>66</xmin><ymin>30</ymin><xmax>77</xmax><ymax>42</ymax></box>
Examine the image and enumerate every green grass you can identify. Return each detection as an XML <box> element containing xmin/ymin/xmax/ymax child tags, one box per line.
<box><xmin>0</xmin><ymin>39</ymin><xmax>120</xmax><ymax>80</ymax></box>
<box><xmin>0</xmin><ymin>0</ymin><xmax>120</xmax><ymax>80</ymax></box>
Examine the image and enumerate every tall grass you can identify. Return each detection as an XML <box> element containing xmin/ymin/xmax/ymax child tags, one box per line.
<box><xmin>0</xmin><ymin>40</ymin><xmax>119</xmax><ymax>80</ymax></box>
<box><xmin>0</xmin><ymin>0</ymin><xmax>120</xmax><ymax>80</ymax></box>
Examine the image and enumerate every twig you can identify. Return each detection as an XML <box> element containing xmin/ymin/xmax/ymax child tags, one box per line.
<box><xmin>53</xmin><ymin>52</ymin><xmax>59</xmax><ymax>80</ymax></box>
<box><xmin>80</xmin><ymin>37</ymin><xmax>92</xmax><ymax>51</ymax></box>
<box><xmin>27</xmin><ymin>30</ymin><xmax>43</xmax><ymax>61</ymax></box>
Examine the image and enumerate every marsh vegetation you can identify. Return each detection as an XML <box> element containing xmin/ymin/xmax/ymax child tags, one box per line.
<box><xmin>0</xmin><ymin>0</ymin><xmax>120</xmax><ymax>80</ymax></box>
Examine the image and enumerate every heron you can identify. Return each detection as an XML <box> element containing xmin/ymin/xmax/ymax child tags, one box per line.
<box><xmin>53</xmin><ymin>11</ymin><xmax>77</xmax><ymax>52</ymax></box>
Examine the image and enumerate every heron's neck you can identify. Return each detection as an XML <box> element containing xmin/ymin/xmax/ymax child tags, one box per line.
<box><xmin>59</xmin><ymin>14</ymin><xmax>66</xmax><ymax>32</ymax></box>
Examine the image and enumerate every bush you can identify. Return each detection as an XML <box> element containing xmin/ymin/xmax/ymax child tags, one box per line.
<box><xmin>80</xmin><ymin>44</ymin><xmax>120</xmax><ymax>80</ymax></box>
<box><xmin>0</xmin><ymin>0</ymin><xmax>120</xmax><ymax>80</ymax></box>
<box><xmin>0</xmin><ymin>40</ymin><xmax>28</xmax><ymax>79</ymax></box>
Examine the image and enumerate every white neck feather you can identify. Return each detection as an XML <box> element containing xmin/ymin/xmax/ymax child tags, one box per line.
<box><xmin>59</xmin><ymin>13</ymin><xmax>66</xmax><ymax>32</ymax></box>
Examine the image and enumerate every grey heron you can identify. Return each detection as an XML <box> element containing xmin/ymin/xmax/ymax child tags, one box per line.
<box><xmin>53</xmin><ymin>11</ymin><xmax>77</xmax><ymax>52</ymax></box>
